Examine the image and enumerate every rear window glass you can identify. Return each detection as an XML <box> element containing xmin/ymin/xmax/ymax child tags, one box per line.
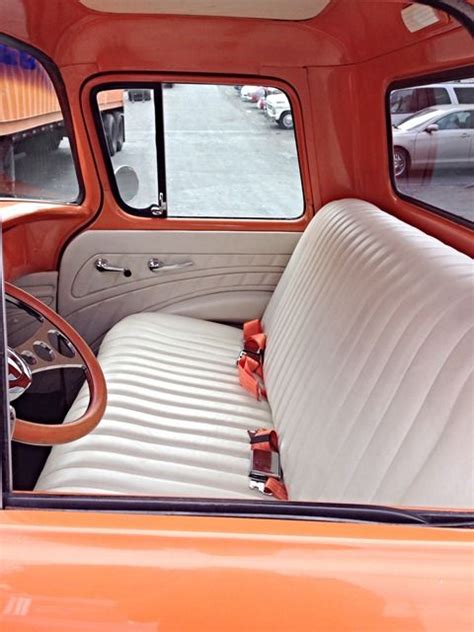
<box><xmin>0</xmin><ymin>41</ymin><xmax>80</xmax><ymax>203</ymax></box>
<box><xmin>388</xmin><ymin>78</ymin><xmax>474</xmax><ymax>224</ymax></box>
<box><xmin>96</xmin><ymin>83</ymin><xmax>304</xmax><ymax>220</ymax></box>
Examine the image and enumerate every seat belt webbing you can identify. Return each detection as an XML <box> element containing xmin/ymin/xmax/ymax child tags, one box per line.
<box><xmin>238</xmin><ymin>320</ymin><xmax>267</xmax><ymax>399</ymax></box>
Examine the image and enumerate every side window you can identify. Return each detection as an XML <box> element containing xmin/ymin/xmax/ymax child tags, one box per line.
<box><xmin>454</xmin><ymin>86</ymin><xmax>474</xmax><ymax>104</ymax></box>
<box><xmin>465</xmin><ymin>112</ymin><xmax>474</xmax><ymax>129</ymax></box>
<box><xmin>96</xmin><ymin>83</ymin><xmax>304</xmax><ymax>220</ymax></box>
<box><xmin>414</xmin><ymin>88</ymin><xmax>431</xmax><ymax>110</ymax></box>
<box><xmin>432</xmin><ymin>88</ymin><xmax>450</xmax><ymax>105</ymax></box>
<box><xmin>0</xmin><ymin>41</ymin><xmax>80</xmax><ymax>202</ymax></box>
<box><xmin>390</xmin><ymin>89</ymin><xmax>413</xmax><ymax>114</ymax></box>
<box><xmin>412</xmin><ymin>87</ymin><xmax>449</xmax><ymax>109</ymax></box>
<box><xmin>388</xmin><ymin>77</ymin><xmax>474</xmax><ymax>224</ymax></box>
<box><xmin>436</xmin><ymin>112</ymin><xmax>469</xmax><ymax>130</ymax></box>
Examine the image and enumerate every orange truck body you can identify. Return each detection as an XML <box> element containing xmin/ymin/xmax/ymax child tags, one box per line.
<box><xmin>1</xmin><ymin>510</ymin><xmax>473</xmax><ymax>631</ymax></box>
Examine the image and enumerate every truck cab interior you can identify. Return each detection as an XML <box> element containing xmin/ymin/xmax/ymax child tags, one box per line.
<box><xmin>1</xmin><ymin>0</ymin><xmax>473</xmax><ymax>513</ymax></box>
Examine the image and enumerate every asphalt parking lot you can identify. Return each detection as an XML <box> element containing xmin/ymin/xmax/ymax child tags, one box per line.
<box><xmin>397</xmin><ymin>170</ymin><xmax>473</xmax><ymax>221</ymax></box>
<box><xmin>110</xmin><ymin>84</ymin><xmax>304</xmax><ymax>218</ymax></box>
<box><xmin>11</xmin><ymin>84</ymin><xmax>474</xmax><ymax>222</ymax></box>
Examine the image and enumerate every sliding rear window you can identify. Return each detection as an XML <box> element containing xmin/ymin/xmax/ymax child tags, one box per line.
<box><xmin>94</xmin><ymin>83</ymin><xmax>304</xmax><ymax>220</ymax></box>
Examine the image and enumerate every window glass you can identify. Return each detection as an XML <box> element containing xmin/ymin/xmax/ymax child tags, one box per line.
<box><xmin>101</xmin><ymin>88</ymin><xmax>158</xmax><ymax>209</ymax></box>
<box><xmin>98</xmin><ymin>83</ymin><xmax>304</xmax><ymax>219</ymax></box>
<box><xmin>390</xmin><ymin>89</ymin><xmax>413</xmax><ymax>115</ymax></box>
<box><xmin>436</xmin><ymin>111</ymin><xmax>471</xmax><ymax>130</ymax></box>
<box><xmin>0</xmin><ymin>42</ymin><xmax>79</xmax><ymax>202</ymax></box>
<box><xmin>454</xmin><ymin>86</ymin><xmax>474</xmax><ymax>104</ymax></box>
<box><xmin>389</xmin><ymin>78</ymin><xmax>474</xmax><ymax>223</ymax></box>
<box><xmin>432</xmin><ymin>88</ymin><xmax>451</xmax><ymax>105</ymax></box>
<box><xmin>415</xmin><ymin>88</ymin><xmax>432</xmax><ymax>110</ymax></box>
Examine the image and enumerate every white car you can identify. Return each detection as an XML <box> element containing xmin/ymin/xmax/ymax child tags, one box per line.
<box><xmin>265</xmin><ymin>92</ymin><xmax>293</xmax><ymax>129</ymax></box>
<box><xmin>240</xmin><ymin>85</ymin><xmax>265</xmax><ymax>102</ymax></box>
<box><xmin>390</xmin><ymin>82</ymin><xmax>474</xmax><ymax>125</ymax></box>
<box><xmin>392</xmin><ymin>104</ymin><xmax>474</xmax><ymax>177</ymax></box>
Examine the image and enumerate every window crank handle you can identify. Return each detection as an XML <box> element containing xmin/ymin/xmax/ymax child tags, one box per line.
<box><xmin>95</xmin><ymin>258</ymin><xmax>132</xmax><ymax>277</ymax></box>
<box><xmin>148</xmin><ymin>258</ymin><xmax>194</xmax><ymax>272</ymax></box>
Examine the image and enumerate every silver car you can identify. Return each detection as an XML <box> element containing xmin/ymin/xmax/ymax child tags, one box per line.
<box><xmin>392</xmin><ymin>105</ymin><xmax>474</xmax><ymax>177</ymax></box>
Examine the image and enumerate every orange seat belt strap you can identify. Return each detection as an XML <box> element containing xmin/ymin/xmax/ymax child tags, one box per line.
<box><xmin>264</xmin><ymin>477</ymin><xmax>288</xmax><ymax>501</ymax></box>
<box><xmin>244</xmin><ymin>332</ymin><xmax>266</xmax><ymax>356</ymax></box>
<box><xmin>238</xmin><ymin>319</ymin><xmax>267</xmax><ymax>399</ymax></box>
<box><xmin>242</xmin><ymin>319</ymin><xmax>266</xmax><ymax>359</ymax></box>
<box><xmin>243</xmin><ymin>319</ymin><xmax>263</xmax><ymax>338</ymax></box>
<box><xmin>237</xmin><ymin>354</ymin><xmax>266</xmax><ymax>400</ymax></box>
<box><xmin>248</xmin><ymin>428</ymin><xmax>279</xmax><ymax>452</ymax></box>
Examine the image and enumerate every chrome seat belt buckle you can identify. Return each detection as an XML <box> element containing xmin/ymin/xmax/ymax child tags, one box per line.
<box><xmin>249</xmin><ymin>479</ymin><xmax>271</xmax><ymax>494</ymax></box>
<box><xmin>243</xmin><ymin>345</ymin><xmax>264</xmax><ymax>362</ymax></box>
<box><xmin>250</xmin><ymin>449</ymin><xmax>281</xmax><ymax>481</ymax></box>
<box><xmin>237</xmin><ymin>347</ymin><xmax>263</xmax><ymax>365</ymax></box>
<box><xmin>236</xmin><ymin>349</ymin><xmax>246</xmax><ymax>365</ymax></box>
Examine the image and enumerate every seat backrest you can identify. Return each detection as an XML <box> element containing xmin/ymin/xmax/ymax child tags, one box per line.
<box><xmin>263</xmin><ymin>199</ymin><xmax>473</xmax><ymax>508</ymax></box>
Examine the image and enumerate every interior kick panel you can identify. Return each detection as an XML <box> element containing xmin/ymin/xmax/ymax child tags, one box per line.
<box><xmin>58</xmin><ymin>230</ymin><xmax>300</xmax><ymax>346</ymax></box>
<box><xmin>7</xmin><ymin>272</ymin><xmax>58</xmax><ymax>348</ymax></box>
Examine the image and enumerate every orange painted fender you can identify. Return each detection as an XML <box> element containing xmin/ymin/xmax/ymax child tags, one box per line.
<box><xmin>0</xmin><ymin>510</ymin><xmax>473</xmax><ymax>631</ymax></box>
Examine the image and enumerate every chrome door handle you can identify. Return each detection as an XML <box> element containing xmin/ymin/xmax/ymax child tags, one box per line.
<box><xmin>95</xmin><ymin>257</ymin><xmax>132</xmax><ymax>277</ymax></box>
<box><xmin>148</xmin><ymin>258</ymin><xmax>194</xmax><ymax>273</ymax></box>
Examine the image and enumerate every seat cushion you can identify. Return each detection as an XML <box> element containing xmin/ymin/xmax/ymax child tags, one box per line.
<box><xmin>263</xmin><ymin>199</ymin><xmax>473</xmax><ymax>508</ymax></box>
<box><xmin>36</xmin><ymin>313</ymin><xmax>272</xmax><ymax>497</ymax></box>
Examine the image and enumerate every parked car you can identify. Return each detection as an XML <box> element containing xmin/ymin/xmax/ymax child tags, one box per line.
<box><xmin>392</xmin><ymin>104</ymin><xmax>474</xmax><ymax>177</ymax></box>
<box><xmin>266</xmin><ymin>91</ymin><xmax>293</xmax><ymax>129</ymax></box>
<box><xmin>240</xmin><ymin>85</ymin><xmax>265</xmax><ymax>102</ymax></box>
<box><xmin>390</xmin><ymin>82</ymin><xmax>474</xmax><ymax>125</ymax></box>
<box><xmin>257</xmin><ymin>87</ymin><xmax>282</xmax><ymax>112</ymax></box>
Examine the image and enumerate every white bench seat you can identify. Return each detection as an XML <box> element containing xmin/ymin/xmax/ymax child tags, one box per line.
<box><xmin>36</xmin><ymin>199</ymin><xmax>474</xmax><ymax>508</ymax></box>
<box><xmin>36</xmin><ymin>313</ymin><xmax>273</xmax><ymax>497</ymax></box>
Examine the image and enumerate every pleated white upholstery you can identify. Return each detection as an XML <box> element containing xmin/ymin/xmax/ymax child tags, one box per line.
<box><xmin>263</xmin><ymin>199</ymin><xmax>473</xmax><ymax>508</ymax></box>
<box><xmin>36</xmin><ymin>313</ymin><xmax>272</xmax><ymax>497</ymax></box>
<box><xmin>37</xmin><ymin>199</ymin><xmax>473</xmax><ymax>508</ymax></box>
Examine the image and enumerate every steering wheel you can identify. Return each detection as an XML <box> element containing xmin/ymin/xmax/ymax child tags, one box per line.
<box><xmin>5</xmin><ymin>282</ymin><xmax>107</xmax><ymax>446</ymax></box>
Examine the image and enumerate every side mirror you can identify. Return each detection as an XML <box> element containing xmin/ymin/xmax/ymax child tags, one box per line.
<box><xmin>114</xmin><ymin>165</ymin><xmax>139</xmax><ymax>202</ymax></box>
<box><xmin>425</xmin><ymin>124</ymin><xmax>439</xmax><ymax>134</ymax></box>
